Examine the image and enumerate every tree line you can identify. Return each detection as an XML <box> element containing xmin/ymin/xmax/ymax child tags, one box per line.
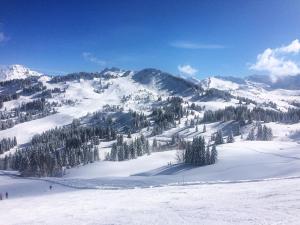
<box><xmin>247</xmin><ymin>123</ymin><xmax>273</xmax><ymax>141</ymax></box>
<box><xmin>0</xmin><ymin>98</ymin><xmax>56</xmax><ymax>130</ymax></box>
<box><xmin>0</xmin><ymin>137</ymin><xmax>17</xmax><ymax>155</ymax></box>
<box><xmin>0</xmin><ymin>119</ymin><xmax>116</xmax><ymax>176</ymax></box>
<box><xmin>151</xmin><ymin>96</ymin><xmax>187</xmax><ymax>135</ymax></box>
<box><xmin>109</xmin><ymin>134</ymin><xmax>150</xmax><ymax>161</ymax></box>
<box><xmin>203</xmin><ymin>106</ymin><xmax>300</xmax><ymax>124</ymax></box>
<box><xmin>183</xmin><ymin>136</ymin><xmax>217</xmax><ymax>166</ymax></box>
<box><xmin>0</xmin><ymin>77</ymin><xmax>47</xmax><ymax>107</ymax></box>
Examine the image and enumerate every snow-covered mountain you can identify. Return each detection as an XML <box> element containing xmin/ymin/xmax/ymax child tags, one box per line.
<box><xmin>0</xmin><ymin>64</ymin><xmax>42</xmax><ymax>81</ymax></box>
<box><xmin>0</xmin><ymin>67</ymin><xmax>299</xmax><ymax>145</ymax></box>
<box><xmin>132</xmin><ymin>68</ymin><xmax>200</xmax><ymax>95</ymax></box>
<box><xmin>199</xmin><ymin>76</ymin><xmax>241</xmax><ymax>91</ymax></box>
<box><xmin>1</xmin><ymin>67</ymin><xmax>300</xmax><ymax>224</ymax></box>
<box><xmin>100</xmin><ymin>67</ymin><xmax>134</xmax><ymax>78</ymax></box>
<box><xmin>0</xmin><ymin>69</ymin><xmax>299</xmax><ymax>178</ymax></box>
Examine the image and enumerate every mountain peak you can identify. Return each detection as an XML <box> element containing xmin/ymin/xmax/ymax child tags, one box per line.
<box><xmin>100</xmin><ymin>67</ymin><xmax>133</xmax><ymax>78</ymax></box>
<box><xmin>199</xmin><ymin>76</ymin><xmax>241</xmax><ymax>91</ymax></box>
<box><xmin>0</xmin><ymin>64</ymin><xmax>42</xmax><ymax>81</ymax></box>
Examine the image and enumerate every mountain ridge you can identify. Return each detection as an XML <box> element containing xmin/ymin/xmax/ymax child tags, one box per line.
<box><xmin>2</xmin><ymin>64</ymin><xmax>300</xmax><ymax>91</ymax></box>
<box><xmin>0</xmin><ymin>64</ymin><xmax>42</xmax><ymax>81</ymax></box>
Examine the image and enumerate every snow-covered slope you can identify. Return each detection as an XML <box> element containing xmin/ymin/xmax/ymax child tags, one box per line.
<box><xmin>0</xmin><ymin>64</ymin><xmax>42</xmax><ymax>81</ymax></box>
<box><xmin>0</xmin><ymin>173</ymin><xmax>299</xmax><ymax>225</ymax></box>
<box><xmin>1</xmin><ymin>68</ymin><xmax>300</xmax><ymax>144</ymax></box>
<box><xmin>200</xmin><ymin>76</ymin><xmax>241</xmax><ymax>91</ymax></box>
<box><xmin>133</xmin><ymin>68</ymin><xmax>200</xmax><ymax>95</ymax></box>
<box><xmin>0</xmin><ymin>68</ymin><xmax>300</xmax><ymax>176</ymax></box>
<box><xmin>101</xmin><ymin>67</ymin><xmax>134</xmax><ymax>78</ymax></box>
<box><xmin>0</xmin><ymin>71</ymin><xmax>166</xmax><ymax>144</ymax></box>
<box><xmin>195</xmin><ymin>75</ymin><xmax>300</xmax><ymax>111</ymax></box>
<box><xmin>1</xmin><ymin>67</ymin><xmax>300</xmax><ymax>224</ymax></box>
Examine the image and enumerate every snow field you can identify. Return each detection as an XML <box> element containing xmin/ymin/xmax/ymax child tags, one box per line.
<box><xmin>0</xmin><ymin>174</ymin><xmax>299</xmax><ymax>225</ymax></box>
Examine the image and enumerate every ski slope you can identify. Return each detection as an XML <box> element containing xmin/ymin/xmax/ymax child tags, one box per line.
<box><xmin>33</xmin><ymin>140</ymin><xmax>297</xmax><ymax>190</ymax></box>
<box><xmin>0</xmin><ymin>174</ymin><xmax>299</xmax><ymax>225</ymax></box>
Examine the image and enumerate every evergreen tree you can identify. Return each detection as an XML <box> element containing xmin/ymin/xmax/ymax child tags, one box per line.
<box><xmin>227</xmin><ymin>131</ymin><xmax>235</xmax><ymax>143</ymax></box>
<box><xmin>262</xmin><ymin>125</ymin><xmax>273</xmax><ymax>141</ymax></box>
<box><xmin>236</xmin><ymin>124</ymin><xmax>241</xmax><ymax>135</ymax></box>
<box><xmin>152</xmin><ymin>138</ymin><xmax>158</xmax><ymax>151</ymax></box>
<box><xmin>203</xmin><ymin>124</ymin><xmax>206</xmax><ymax>133</ymax></box>
<box><xmin>129</xmin><ymin>142</ymin><xmax>136</xmax><ymax>159</ymax></box>
<box><xmin>210</xmin><ymin>145</ymin><xmax>217</xmax><ymax>164</ymax></box>
<box><xmin>247</xmin><ymin>128</ymin><xmax>255</xmax><ymax>141</ymax></box>
<box><xmin>215</xmin><ymin>130</ymin><xmax>224</xmax><ymax>145</ymax></box>
<box><xmin>256</xmin><ymin>123</ymin><xmax>263</xmax><ymax>140</ymax></box>
<box><xmin>145</xmin><ymin>139</ymin><xmax>150</xmax><ymax>155</ymax></box>
<box><xmin>110</xmin><ymin>144</ymin><xmax>118</xmax><ymax>161</ymax></box>
<box><xmin>205</xmin><ymin>146</ymin><xmax>211</xmax><ymax>165</ymax></box>
<box><xmin>183</xmin><ymin>137</ymin><xmax>213</xmax><ymax>166</ymax></box>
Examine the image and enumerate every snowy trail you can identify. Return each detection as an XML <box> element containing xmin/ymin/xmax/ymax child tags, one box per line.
<box><xmin>35</xmin><ymin>175</ymin><xmax>300</xmax><ymax>190</ymax></box>
<box><xmin>251</xmin><ymin>149</ymin><xmax>300</xmax><ymax>160</ymax></box>
<box><xmin>3</xmin><ymin>169</ymin><xmax>300</xmax><ymax>193</ymax></box>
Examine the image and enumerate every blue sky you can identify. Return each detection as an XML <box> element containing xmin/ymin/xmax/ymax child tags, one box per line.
<box><xmin>0</xmin><ymin>0</ymin><xmax>300</xmax><ymax>78</ymax></box>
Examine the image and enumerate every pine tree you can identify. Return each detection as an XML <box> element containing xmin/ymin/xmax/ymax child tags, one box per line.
<box><xmin>94</xmin><ymin>147</ymin><xmax>99</xmax><ymax>161</ymax></box>
<box><xmin>236</xmin><ymin>124</ymin><xmax>241</xmax><ymax>135</ymax></box>
<box><xmin>215</xmin><ymin>130</ymin><xmax>224</xmax><ymax>145</ymax></box>
<box><xmin>117</xmin><ymin>144</ymin><xmax>124</xmax><ymax>161</ymax></box>
<box><xmin>136</xmin><ymin>138</ymin><xmax>142</xmax><ymax>156</ymax></box>
<box><xmin>152</xmin><ymin>138</ymin><xmax>158</xmax><ymax>151</ymax></box>
<box><xmin>227</xmin><ymin>131</ymin><xmax>234</xmax><ymax>143</ymax></box>
<box><xmin>129</xmin><ymin>142</ymin><xmax>136</xmax><ymax>159</ymax></box>
<box><xmin>110</xmin><ymin>143</ymin><xmax>118</xmax><ymax>161</ymax></box>
<box><xmin>256</xmin><ymin>123</ymin><xmax>263</xmax><ymax>140</ymax></box>
<box><xmin>145</xmin><ymin>139</ymin><xmax>150</xmax><ymax>155</ymax></box>
<box><xmin>190</xmin><ymin>119</ymin><xmax>195</xmax><ymax>128</ymax></box>
<box><xmin>184</xmin><ymin>142</ymin><xmax>192</xmax><ymax>164</ymax></box>
<box><xmin>13</xmin><ymin>136</ymin><xmax>17</xmax><ymax>146</ymax></box>
<box><xmin>247</xmin><ymin>128</ymin><xmax>255</xmax><ymax>141</ymax></box>
<box><xmin>205</xmin><ymin>146</ymin><xmax>211</xmax><ymax>165</ymax></box>
<box><xmin>210</xmin><ymin>145</ymin><xmax>217</xmax><ymax>164</ymax></box>
<box><xmin>262</xmin><ymin>125</ymin><xmax>273</xmax><ymax>141</ymax></box>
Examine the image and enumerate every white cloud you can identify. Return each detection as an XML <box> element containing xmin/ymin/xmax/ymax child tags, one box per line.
<box><xmin>170</xmin><ymin>41</ymin><xmax>224</xmax><ymax>49</ymax></box>
<box><xmin>278</xmin><ymin>39</ymin><xmax>300</xmax><ymax>54</ymax></box>
<box><xmin>250</xmin><ymin>39</ymin><xmax>300</xmax><ymax>81</ymax></box>
<box><xmin>178</xmin><ymin>64</ymin><xmax>198</xmax><ymax>76</ymax></box>
<box><xmin>82</xmin><ymin>52</ymin><xmax>106</xmax><ymax>66</ymax></box>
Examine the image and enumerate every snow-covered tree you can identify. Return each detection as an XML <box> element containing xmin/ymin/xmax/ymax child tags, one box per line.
<box><xmin>227</xmin><ymin>131</ymin><xmax>235</xmax><ymax>143</ymax></box>
<box><xmin>215</xmin><ymin>130</ymin><xmax>224</xmax><ymax>145</ymax></box>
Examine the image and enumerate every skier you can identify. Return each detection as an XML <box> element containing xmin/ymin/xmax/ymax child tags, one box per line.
<box><xmin>0</xmin><ymin>193</ymin><xmax>2</xmax><ymax>200</ymax></box>
<box><xmin>49</xmin><ymin>185</ymin><xmax>52</xmax><ymax>190</ymax></box>
<box><xmin>5</xmin><ymin>192</ymin><xmax>8</xmax><ymax>199</ymax></box>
